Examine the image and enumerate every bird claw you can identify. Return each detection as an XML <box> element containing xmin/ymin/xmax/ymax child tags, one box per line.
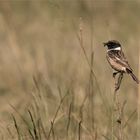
<box><xmin>117</xmin><ymin>118</ymin><xmax>121</xmax><ymax>124</ymax></box>
<box><xmin>115</xmin><ymin>83</ymin><xmax>120</xmax><ymax>92</ymax></box>
<box><xmin>115</xmin><ymin>84</ymin><xmax>120</xmax><ymax>92</ymax></box>
<box><xmin>113</xmin><ymin>72</ymin><xmax>119</xmax><ymax>78</ymax></box>
<box><xmin>114</xmin><ymin>72</ymin><xmax>123</xmax><ymax>92</ymax></box>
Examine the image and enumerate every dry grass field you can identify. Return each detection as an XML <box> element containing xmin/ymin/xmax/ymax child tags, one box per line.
<box><xmin>0</xmin><ymin>0</ymin><xmax>140</xmax><ymax>140</ymax></box>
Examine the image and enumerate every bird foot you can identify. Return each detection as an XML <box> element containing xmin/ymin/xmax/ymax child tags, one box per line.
<box><xmin>113</xmin><ymin>72</ymin><xmax>119</xmax><ymax>78</ymax></box>
<box><xmin>115</xmin><ymin>84</ymin><xmax>120</xmax><ymax>92</ymax></box>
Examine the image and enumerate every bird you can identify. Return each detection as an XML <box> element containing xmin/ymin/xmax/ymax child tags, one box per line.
<box><xmin>103</xmin><ymin>40</ymin><xmax>139</xmax><ymax>84</ymax></box>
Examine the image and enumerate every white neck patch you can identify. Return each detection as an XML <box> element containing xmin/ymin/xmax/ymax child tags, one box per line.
<box><xmin>107</xmin><ymin>47</ymin><xmax>121</xmax><ymax>52</ymax></box>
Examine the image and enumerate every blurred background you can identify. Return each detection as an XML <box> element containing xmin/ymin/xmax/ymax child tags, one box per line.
<box><xmin>0</xmin><ymin>0</ymin><xmax>140</xmax><ymax>140</ymax></box>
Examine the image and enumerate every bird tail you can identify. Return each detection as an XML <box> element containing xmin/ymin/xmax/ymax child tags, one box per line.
<box><xmin>129</xmin><ymin>72</ymin><xmax>139</xmax><ymax>84</ymax></box>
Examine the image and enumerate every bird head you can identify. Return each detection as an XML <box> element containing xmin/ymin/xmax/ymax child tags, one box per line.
<box><xmin>103</xmin><ymin>40</ymin><xmax>121</xmax><ymax>50</ymax></box>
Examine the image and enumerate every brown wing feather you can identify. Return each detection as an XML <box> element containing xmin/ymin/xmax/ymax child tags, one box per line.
<box><xmin>107</xmin><ymin>50</ymin><xmax>132</xmax><ymax>72</ymax></box>
<box><xmin>117</xmin><ymin>51</ymin><xmax>132</xmax><ymax>71</ymax></box>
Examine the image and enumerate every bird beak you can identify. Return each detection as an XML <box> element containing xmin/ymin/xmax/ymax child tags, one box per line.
<box><xmin>103</xmin><ymin>42</ymin><xmax>107</xmax><ymax>47</ymax></box>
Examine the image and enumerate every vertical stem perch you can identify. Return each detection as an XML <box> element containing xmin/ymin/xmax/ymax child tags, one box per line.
<box><xmin>112</xmin><ymin>72</ymin><xmax>124</xmax><ymax>140</ymax></box>
<box><xmin>78</xmin><ymin>121</ymin><xmax>82</xmax><ymax>140</ymax></box>
<box><xmin>137</xmin><ymin>43</ymin><xmax>140</xmax><ymax>139</ymax></box>
<box><xmin>113</xmin><ymin>92</ymin><xmax>124</xmax><ymax>140</ymax></box>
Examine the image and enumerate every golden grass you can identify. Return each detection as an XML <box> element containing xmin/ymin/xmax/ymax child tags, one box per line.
<box><xmin>0</xmin><ymin>1</ymin><xmax>139</xmax><ymax>140</ymax></box>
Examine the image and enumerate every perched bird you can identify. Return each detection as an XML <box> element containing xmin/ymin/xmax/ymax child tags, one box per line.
<box><xmin>103</xmin><ymin>40</ymin><xmax>139</xmax><ymax>84</ymax></box>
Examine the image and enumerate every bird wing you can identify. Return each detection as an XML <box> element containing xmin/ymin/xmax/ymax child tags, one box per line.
<box><xmin>107</xmin><ymin>50</ymin><xmax>133</xmax><ymax>72</ymax></box>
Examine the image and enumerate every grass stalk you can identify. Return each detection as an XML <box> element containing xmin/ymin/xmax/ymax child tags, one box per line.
<box><xmin>12</xmin><ymin>114</ymin><xmax>21</xmax><ymax>140</ymax></box>
<box><xmin>78</xmin><ymin>121</ymin><xmax>82</xmax><ymax>140</ymax></box>
<box><xmin>28</xmin><ymin>110</ymin><xmax>39</xmax><ymax>140</ymax></box>
<box><xmin>74</xmin><ymin>18</ymin><xmax>110</xmax><ymax>116</ymax></box>
<box><xmin>47</xmin><ymin>91</ymin><xmax>69</xmax><ymax>140</ymax></box>
<box><xmin>51</xmin><ymin>121</ymin><xmax>55</xmax><ymax>140</ymax></box>
<box><xmin>137</xmin><ymin>42</ymin><xmax>140</xmax><ymax>139</ymax></box>
<box><xmin>88</xmin><ymin>51</ymin><xmax>95</xmax><ymax>132</ymax></box>
<box><xmin>66</xmin><ymin>102</ymin><xmax>72</xmax><ymax>138</ymax></box>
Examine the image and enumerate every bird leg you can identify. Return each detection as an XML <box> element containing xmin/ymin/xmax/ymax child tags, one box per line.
<box><xmin>115</xmin><ymin>72</ymin><xmax>123</xmax><ymax>92</ymax></box>
<box><xmin>113</xmin><ymin>71</ymin><xmax>119</xmax><ymax>78</ymax></box>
